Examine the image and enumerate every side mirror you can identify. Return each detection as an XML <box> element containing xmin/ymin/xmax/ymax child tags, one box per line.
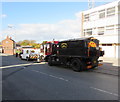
<box><xmin>100</xmin><ymin>51</ymin><xmax>104</xmax><ymax>56</ymax></box>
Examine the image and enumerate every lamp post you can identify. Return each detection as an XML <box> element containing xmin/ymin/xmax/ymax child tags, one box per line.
<box><xmin>7</xmin><ymin>24</ymin><xmax>16</xmax><ymax>41</ymax></box>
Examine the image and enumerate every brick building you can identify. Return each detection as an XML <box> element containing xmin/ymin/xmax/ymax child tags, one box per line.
<box><xmin>2</xmin><ymin>36</ymin><xmax>16</xmax><ymax>55</ymax></box>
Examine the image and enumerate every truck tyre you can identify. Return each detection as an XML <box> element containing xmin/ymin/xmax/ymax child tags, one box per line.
<box><xmin>20</xmin><ymin>57</ymin><xmax>23</xmax><ymax>60</ymax></box>
<box><xmin>48</xmin><ymin>57</ymin><xmax>53</xmax><ymax>66</ymax></box>
<box><xmin>26</xmin><ymin>57</ymin><xmax>29</xmax><ymax>61</ymax></box>
<box><xmin>71</xmin><ymin>58</ymin><xmax>85</xmax><ymax>72</ymax></box>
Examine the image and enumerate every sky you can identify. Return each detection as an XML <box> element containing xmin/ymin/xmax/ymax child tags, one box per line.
<box><xmin>1</xmin><ymin>1</ymin><xmax>116</xmax><ymax>43</ymax></box>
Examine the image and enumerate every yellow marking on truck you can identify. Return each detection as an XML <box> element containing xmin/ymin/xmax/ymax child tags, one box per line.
<box><xmin>87</xmin><ymin>65</ymin><xmax>92</xmax><ymax>69</ymax></box>
<box><xmin>61</xmin><ymin>43</ymin><xmax>68</xmax><ymax>48</ymax></box>
<box><xmin>98</xmin><ymin>64</ymin><xmax>103</xmax><ymax>66</ymax></box>
<box><xmin>88</xmin><ymin>41</ymin><xmax>97</xmax><ymax>47</ymax></box>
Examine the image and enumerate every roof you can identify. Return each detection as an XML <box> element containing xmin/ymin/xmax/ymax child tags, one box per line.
<box><xmin>2</xmin><ymin>36</ymin><xmax>15</xmax><ymax>43</ymax></box>
<box><xmin>47</xmin><ymin>41</ymin><xmax>59</xmax><ymax>44</ymax></box>
<box><xmin>82</xmin><ymin>0</ymin><xmax>119</xmax><ymax>14</ymax></box>
<box><xmin>60</xmin><ymin>37</ymin><xmax>95</xmax><ymax>42</ymax></box>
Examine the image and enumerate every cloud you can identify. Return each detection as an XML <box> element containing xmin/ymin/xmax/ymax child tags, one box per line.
<box><xmin>2</xmin><ymin>12</ymin><xmax>82</xmax><ymax>43</ymax></box>
<box><xmin>1</xmin><ymin>14</ymin><xmax>7</xmax><ymax>18</ymax></box>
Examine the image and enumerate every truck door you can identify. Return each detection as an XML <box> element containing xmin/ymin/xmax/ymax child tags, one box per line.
<box><xmin>23</xmin><ymin>50</ymin><xmax>29</xmax><ymax>59</ymax></box>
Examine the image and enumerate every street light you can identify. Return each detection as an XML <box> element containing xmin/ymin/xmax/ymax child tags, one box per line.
<box><xmin>7</xmin><ymin>24</ymin><xmax>16</xmax><ymax>41</ymax></box>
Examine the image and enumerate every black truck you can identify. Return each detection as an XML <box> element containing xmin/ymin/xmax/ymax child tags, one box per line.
<box><xmin>46</xmin><ymin>37</ymin><xmax>104</xmax><ymax>71</ymax></box>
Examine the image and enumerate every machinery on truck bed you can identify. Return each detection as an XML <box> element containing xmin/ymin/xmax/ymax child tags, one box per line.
<box><xmin>42</xmin><ymin>37</ymin><xmax>104</xmax><ymax>71</ymax></box>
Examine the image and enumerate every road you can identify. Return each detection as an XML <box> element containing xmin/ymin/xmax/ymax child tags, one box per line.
<box><xmin>1</xmin><ymin>54</ymin><xmax>118</xmax><ymax>100</ymax></box>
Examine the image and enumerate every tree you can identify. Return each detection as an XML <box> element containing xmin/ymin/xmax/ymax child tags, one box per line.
<box><xmin>16</xmin><ymin>40</ymin><xmax>40</xmax><ymax>48</ymax></box>
<box><xmin>41</xmin><ymin>41</ymin><xmax>47</xmax><ymax>45</ymax></box>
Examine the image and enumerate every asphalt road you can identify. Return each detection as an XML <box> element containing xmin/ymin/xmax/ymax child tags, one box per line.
<box><xmin>1</xmin><ymin>54</ymin><xmax>118</xmax><ymax>100</ymax></box>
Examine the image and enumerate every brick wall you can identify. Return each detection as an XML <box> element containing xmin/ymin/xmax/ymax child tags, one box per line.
<box><xmin>2</xmin><ymin>36</ymin><xmax>16</xmax><ymax>55</ymax></box>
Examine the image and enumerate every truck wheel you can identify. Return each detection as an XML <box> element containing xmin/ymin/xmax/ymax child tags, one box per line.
<box><xmin>48</xmin><ymin>57</ymin><xmax>53</xmax><ymax>66</ymax></box>
<box><xmin>26</xmin><ymin>57</ymin><xmax>29</xmax><ymax>61</ymax></box>
<box><xmin>71</xmin><ymin>58</ymin><xmax>84</xmax><ymax>72</ymax></box>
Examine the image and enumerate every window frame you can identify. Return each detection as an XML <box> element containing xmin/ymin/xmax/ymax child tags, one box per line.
<box><xmin>107</xmin><ymin>7</ymin><xmax>115</xmax><ymax>17</ymax></box>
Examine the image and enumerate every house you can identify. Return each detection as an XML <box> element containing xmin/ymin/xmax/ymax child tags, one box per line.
<box><xmin>2</xmin><ymin>36</ymin><xmax>16</xmax><ymax>55</ymax></box>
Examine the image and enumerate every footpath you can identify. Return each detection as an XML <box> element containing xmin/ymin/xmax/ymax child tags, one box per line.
<box><xmin>91</xmin><ymin>57</ymin><xmax>119</xmax><ymax>76</ymax></box>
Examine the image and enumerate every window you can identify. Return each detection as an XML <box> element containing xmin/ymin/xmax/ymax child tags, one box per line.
<box><xmin>107</xmin><ymin>7</ymin><xmax>115</xmax><ymax>17</ymax></box>
<box><xmin>106</xmin><ymin>25</ymin><xmax>114</xmax><ymax>30</ymax></box>
<box><xmin>98</xmin><ymin>27</ymin><xmax>104</xmax><ymax>35</ymax></box>
<box><xmin>118</xmin><ymin>5</ymin><xmax>120</xmax><ymax>13</ymax></box>
<box><xmin>99</xmin><ymin>9</ymin><xmax>105</xmax><ymax>18</ymax></box>
<box><xmin>116</xmin><ymin>24</ymin><xmax>120</xmax><ymax>30</ymax></box>
<box><xmin>102</xmin><ymin>44</ymin><xmax>112</xmax><ymax>46</ymax></box>
<box><xmin>84</xmin><ymin>14</ymin><xmax>89</xmax><ymax>22</ymax></box>
<box><xmin>31</xmin><ymin>50</ymin><xmax>35</xmax><ymax>53</ymax></box>
<box><xmin>106</xmin><ymin>25</ymin><xmax>114</xmax><ymax>35</ymax></box>
<box><xmin>40</xmin><ymin>45</ymin><xmax>44</xmax><ymax>49</ymax></box>
<box><xmin>46</xmin><ymin>44</ymin><xmax>50</xmax><ymax>49</ymax></box>
<box><xmin>90</xmin><ymin>12</ymin><xmax>97</xmax><ymax>21</ymax></box>
<box><xmin>84</xmin><ymin>29</ymin><xmax>92</xmax><ymax>36</ymax></box>
<box><xmin>26</xmin><ymin>50</ymin><xmax>29</xmax><ymax>54</ymax></box>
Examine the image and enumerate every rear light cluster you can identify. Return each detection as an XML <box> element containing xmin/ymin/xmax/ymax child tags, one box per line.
<box><xmin>87</xmin><ymin>62</ymin><xmax>91</xmax><ymax>64</ymax></box>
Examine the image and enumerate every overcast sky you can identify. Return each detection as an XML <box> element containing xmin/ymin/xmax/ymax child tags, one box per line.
<box><xmin>1</xmin><ymin>1</ymin><xmax>116</xmax><ymax>43</ymax></box>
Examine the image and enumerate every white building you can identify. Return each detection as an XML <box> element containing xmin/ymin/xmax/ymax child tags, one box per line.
<box><xmin>80</xmin><ymin>0</ymin><xmax>120</xmax><ymax>59</ymax></box>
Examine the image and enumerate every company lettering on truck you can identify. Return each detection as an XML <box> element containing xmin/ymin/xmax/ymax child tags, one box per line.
<box><xmin>61</xmin><ymin>43</ymin><xmax>68</xmax><ymax>48</ymax></box>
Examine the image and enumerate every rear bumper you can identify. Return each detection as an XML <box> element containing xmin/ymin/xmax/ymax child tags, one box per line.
<box><xmin>30</xmin><ymin>56</ymin><xmax>38</xmax><ymax>59</ymax></box>
<box><xmin>86</xmin><ymin>61</ymin><xmax>103</xmax><ymax>69</ymax></box>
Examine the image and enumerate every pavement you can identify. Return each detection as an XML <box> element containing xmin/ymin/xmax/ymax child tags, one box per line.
<box><xmin>99</xmin><ymin>57</ymin><xmax>120</xmax><ymax>66</ymax></box>
<box><xmin>93</xmin><ymin>57</ymin><xmax>119</xmax><ymax>76</ymax></box>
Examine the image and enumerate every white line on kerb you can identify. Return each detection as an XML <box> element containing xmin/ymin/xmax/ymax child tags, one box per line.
<box><xmin>0</xmin><ymin>62</ymin><xmax>46</xmax><ymax>69</ymax></box>
<box><xmin>90</xmin><ymin>87</ymin><xmax>118</xmax><ymax>96</ymax></box>
<box><xmin>31</xmin><ymin>70</ymin><xmax>68</xmax><ymax>82</ymax></box>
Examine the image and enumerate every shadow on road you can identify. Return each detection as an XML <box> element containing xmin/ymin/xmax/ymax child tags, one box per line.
<box><xmin>1</xmin><ymin>55</ymin><xmax>33</xmax><ymax>67</ymax></box>
<box><xmin>2</xmin><ymin>67</ymin><xmax>25</xmax><ymax>80</ymax></box>
<box><xmin>1</xmin><ymin>54</ymin><xmax>118</xmax><ymax>79</ymax></box>
<box><xmin>89</xmin><ymin>62</ymin><xmax>119</xmax><ymax>76</ymax></box>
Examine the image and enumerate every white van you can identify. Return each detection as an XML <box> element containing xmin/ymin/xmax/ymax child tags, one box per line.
<box><xmin>20</xmin><ymin>49</ymin><xmax>42</xmax><ymax>61</ymax></box>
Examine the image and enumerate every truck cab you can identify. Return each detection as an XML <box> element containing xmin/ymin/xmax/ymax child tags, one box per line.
<box><xmin>40</xmin><ymin>41</ymin><xmax>59</xmax><ymax>61</ymax></box>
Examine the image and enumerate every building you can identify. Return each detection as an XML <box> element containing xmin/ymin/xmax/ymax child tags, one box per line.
<box><xmin>80</xmin><ymin>0</ymin><xmax>120</xmax><ymax>59</ymax></box>
<box><xmin>2</xmin><ymin>36</ymin><xmax>16</xmax><ymax>55</ymax></box>
<box><xmin>0</xmin><ymin>45</ymin><xmax>3</xmax><ymax>53</ymax></box>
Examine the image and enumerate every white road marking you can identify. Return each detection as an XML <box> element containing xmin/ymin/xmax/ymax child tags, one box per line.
<box><xmin>0</xmin><ymin>62</ymin><xmax>46</xmax><ymax>69</ymax></box>
<box><xmin>90</xmin><ymin>87</ymin><xmax>118</xmax><ymax>96</ymax></box>
<box><xmin>0</xmin><ymin>54</ymin><xmax>9</xmax><ymax>56</ymax></box>
<box><xmin>31</xmin><ymin>70</ymin><xmax>68</xmax><ymax>82</ymax></box>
